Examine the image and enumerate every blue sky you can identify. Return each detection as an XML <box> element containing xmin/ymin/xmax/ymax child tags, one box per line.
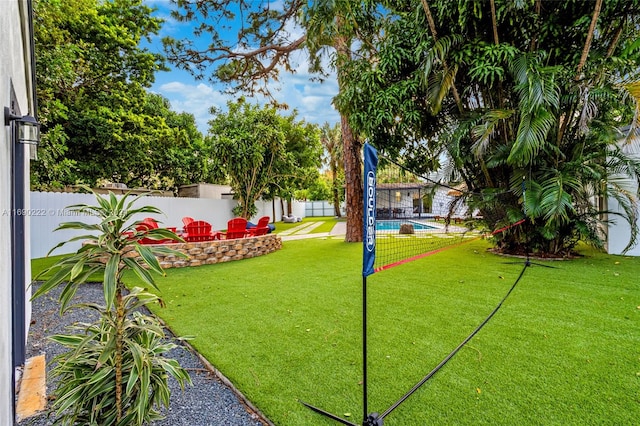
<box><xmin>143</xmin><ymin>1</ymin><xmax>340</xmax><ymax>134</ymax></box>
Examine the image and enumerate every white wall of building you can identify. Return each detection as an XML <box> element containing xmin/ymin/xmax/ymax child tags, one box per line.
<box><xmin>432</xmin><ymin>187</ymin><xmax>469</xmax><ymax>217</ymax></box>
<box><xmin>607</xmin><ymin>173</ymin><xmax>640</xmax><ymax>256</ymax></box>
<box><xmin>1</xmin><ymin>0</ymin><xmax>35</xmax><ymax>422</ymax></box>
<box><xmin>607</xmin><ymin>134</ymin><xmax>640</xmax><ymax>256</ymax></box>
<box><xmin>607</xmin><ymin>194</ymin><xmax>640</xmax><ymax>255</ymax></box>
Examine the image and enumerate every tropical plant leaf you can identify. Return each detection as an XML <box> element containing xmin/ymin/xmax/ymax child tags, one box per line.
<box><xmin>31</xmin><ymin>266</ymin><xmax>71</xmax><ymax>300</ymax></box>
<box><xmin>103</xmin><ymin>254</ymin><xmax>120</xmax><ymax>309</ymax></box>
<box><xmin>122</xmin><ymin>258</ymin><xmax>156</xmax><ymax>289</ymax></box>
<box><xmin>135</xmin><ymin>245</ymin><xmax>165</xmax><ymax>277</ymax></box>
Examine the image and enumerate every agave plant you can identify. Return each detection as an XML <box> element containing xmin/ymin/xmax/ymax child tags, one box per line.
<box><xmin>32</xmin><ymin>188</ymin><xmax>191</xmax><ymax>425</ymax></box>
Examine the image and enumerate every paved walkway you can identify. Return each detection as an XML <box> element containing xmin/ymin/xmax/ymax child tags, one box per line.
<box><xmin>278</xmin><ymin>220</ymin><xmax>346</xmax><ymax>241</ymax></box>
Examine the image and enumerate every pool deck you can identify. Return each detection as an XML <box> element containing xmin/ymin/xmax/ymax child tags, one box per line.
<box><xmin>278</xmin><ymin>220</ymin><xmax>470</xmax><ymax>241</ymax></box>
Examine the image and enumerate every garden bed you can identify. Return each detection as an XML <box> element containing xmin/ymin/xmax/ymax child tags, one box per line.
<box><xmin>124</xmin><ymin>234</ymin><xmax>282</xmax><ymax>269</ymax></box>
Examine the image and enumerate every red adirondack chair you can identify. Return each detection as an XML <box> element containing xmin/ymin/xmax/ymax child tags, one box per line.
<box><xmin>182</xmin><ymin>216</ymin><xmax>195</xmax><ymax>228</ymax></box>
<box><xmin>183</xmin><ymin>220</ymin><xmax>221</xmax><ymax>242</ymax></box>
<box><xmin>135</xmin><ymin>217</ymin><xmax>175</xmax><ymax>244</ymax></box>
<box><xmin>247</xmin><ymin>216</ymin><xmax>270</xmax><ymax>236</ymax></box>
<box><xmin>223</xmin><ymin>217</ymin><xmax>248</xmax><ymax>240</ymax></box>
<box><xmin>137</xmin><ymin>217</ymin><xmax>159</xmax><ymax>231</ymax></box>
<box><xmin>134</xmin><ymin>218</ymin><xmax>157</xmax><ymax>245</ymax></box>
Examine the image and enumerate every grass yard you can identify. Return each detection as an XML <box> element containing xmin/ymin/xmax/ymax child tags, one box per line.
<box><xmin>274</xmin><ymin>216</ymin><xmax>343</xmax><ymax>235</ymax></box>
<box><xmin>33</xmin><ymin>237</ymin><xmax>640</xmax><ymax>425</ymax></box>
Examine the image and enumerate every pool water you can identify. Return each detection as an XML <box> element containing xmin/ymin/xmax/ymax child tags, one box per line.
<box><xmin>376</xmin><ymin>220</ymin><xmax>436</xmax><ymax>231</ymax></box>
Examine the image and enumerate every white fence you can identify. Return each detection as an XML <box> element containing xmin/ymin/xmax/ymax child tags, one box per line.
<box><xmin>304</xmin><ymin>200</ymin><xmax>345</xmax><ymax>217</ymax></box>
<box><xmin>30</xmin><ymin>191</ymin><xmax>304</xmax><ymax>259</ymax></box>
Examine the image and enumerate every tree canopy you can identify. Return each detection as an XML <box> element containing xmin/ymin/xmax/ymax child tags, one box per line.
<box><xmin>206</xmin><ymin>98</ymin><xmax>321</xmax><ymax>219</ymax></box>
<box><xmin>163</xmin><ymin>0</ymin><xmax>380</xmax><ymax>241</ymax></box>
<box><xmin>32</xmin><ymin>0</ymin><xmax>211</xmax><ymax>191</ymax></box>
<box><xmin>337</xmin><ymin>0</ymin><xmax>640</xmax><ymax>255</ymax></box>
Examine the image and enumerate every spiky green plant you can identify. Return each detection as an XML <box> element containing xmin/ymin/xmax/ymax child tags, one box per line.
<box><xmin>32</xmin><ymin>188</ymin><xmax>191</xmax><ymax>425</ymax></box>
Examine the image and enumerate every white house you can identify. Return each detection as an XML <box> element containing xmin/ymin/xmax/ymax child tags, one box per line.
<box><xmin>1</xmin><ymin>0</ymin><xmax>38</xmax><ymax>422</ymax></box>
<box><xmin>374</xmin><ymin>182</ymin><xmax>470</xmax><ymax>219</ymax></box>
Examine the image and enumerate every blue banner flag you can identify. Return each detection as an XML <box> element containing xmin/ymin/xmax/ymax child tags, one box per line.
<box><xmin>363</xmin><ymin>143</ymin><xmax>378</xmax><ymax>277</ymax></box>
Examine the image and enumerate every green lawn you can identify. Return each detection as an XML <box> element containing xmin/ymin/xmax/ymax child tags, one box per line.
<box><xmin>32</xmin><ymin>238</ymin><xmax>640</xmax><ymax>425</ymax></box>
<box><xmin>274</xmin><ymin>216</ymin><xmax>343</xmax><ymax>235</ymax></box>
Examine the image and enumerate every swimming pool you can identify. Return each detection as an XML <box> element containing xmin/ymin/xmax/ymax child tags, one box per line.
<box><xmin>376</xmin><ymin>220</ymin><xmax>436</xmax><ymax>231</ymax></box>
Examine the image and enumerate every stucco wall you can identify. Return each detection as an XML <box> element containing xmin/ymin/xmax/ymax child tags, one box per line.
<box><xmin>1</xmin><ymin>0</ymin><xmax>35</xmax><ymax>423</ymax></box>
<box><xmin>607</xmin><ymin>181</ymin><xmax>640</xmax><ymax>256</ymax></box>
<box><xmin>607</xmin><ymin>136</ymin><xmax>640</xmax><ymax>256</ymax></box>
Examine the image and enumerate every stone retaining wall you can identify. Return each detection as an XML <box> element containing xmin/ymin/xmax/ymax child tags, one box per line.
<box><xmin>124</xmin><ymin>234</ymin><xmax>282</xmax><ymax>269</ymax></box>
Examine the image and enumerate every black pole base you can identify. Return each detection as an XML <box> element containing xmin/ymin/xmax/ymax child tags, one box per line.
<box><xmin>363</xmin><ymin>412</ymin><xmax>383</xmax><ymax>426</ymax></box>
<box><xmin>299</xmin><ymin>400</ymin><xmax>358</xmax><ymax>426</ymax></box>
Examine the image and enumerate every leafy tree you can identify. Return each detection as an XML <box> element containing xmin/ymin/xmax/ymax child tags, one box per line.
<box><xmin>307</xmin><ymin>174</ymin><xmax>335</xmax><ymax>202</ymax></box>
<box><xmin>32</xmin><ymin>0</ymin><xmax>208</xmax><ymax>192</ymax></box>
<box><xmin>338</xmin><ymin>0</ymin><xmax>640</xmax><ymax>256</ymax></box>
<box><xmin>319</xmin><ymin>122</ymin><xmax>344</xmax><ymax>216</ymax></box>
<box><xmin>163</xmin><ymin>0</ymin><xmax>379</xmax><ymax>241</ymax></box>
<box><xmin>268</xmin><ymin>111</ymin><xmax>323</xmax><ymax>216</ymax></box>
<box><xmin>207</xmin><ymin>98</ymin><xmax>321</xmax><ymax>219</ymax></box>
<box><xmin>138</xmin><ymin>94</ymin><xmax>214</xmax><ymax>191</ymax></box>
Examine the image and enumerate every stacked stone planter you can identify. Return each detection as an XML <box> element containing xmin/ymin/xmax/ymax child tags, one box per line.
<box><xmin>122</xmin><ymin>234</ymin><xmax>282</xmax><ymax>269</ymax></box>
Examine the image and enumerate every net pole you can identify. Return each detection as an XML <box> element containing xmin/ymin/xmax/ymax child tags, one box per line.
<box><xmin>362</xmin><ymin>143</ymin><xmax>378</xmax><ymax>425</ymax></box>
<box><xmin>362</xmin><ymin>275</ymin><xmax>368</xmax><ymax>422</ymax></box>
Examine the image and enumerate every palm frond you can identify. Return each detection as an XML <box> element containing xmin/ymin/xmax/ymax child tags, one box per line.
<box><xmin>509</xmin><ymin>108</ymin><xmax>555</xmax><ymax>165</ymax></box>
<box><xmin>471</xmin><ymin>109</ymin><xmax>514</xmax><ymax>158</ymax></box>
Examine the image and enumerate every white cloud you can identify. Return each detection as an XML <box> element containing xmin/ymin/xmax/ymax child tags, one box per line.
<box><xmin>150</xmin><ymin>81</ymin><xmax>229</xmax><ymax>133</ymax></box>
<box><xmin>153</xmin><ymin>65</ymin><xmax>340</xmax><ymax>134</ymax></box>
<box><xmin>146</xmin><ymin>0</ymin><xmax>341</xmax><ymax>133</ymax></box>
<box><xmin>269</xmin><ymin>51</ymin><xmax>341</xmax><ymax>126</ymax></box>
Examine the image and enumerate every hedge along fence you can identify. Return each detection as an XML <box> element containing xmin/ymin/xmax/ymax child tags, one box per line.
<box><xmin>121</xmin><ymin>234</ymin><xmax>282</xmax><ymax>269</ymax></box>
<box><xmin>30</xmin><ymin>191</ymin><xmax>302</xmax><ymax>259</ymax></box>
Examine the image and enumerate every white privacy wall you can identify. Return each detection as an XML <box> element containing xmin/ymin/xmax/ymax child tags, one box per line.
<box><xmin>607</xmin><ymin>136</ymin><xmax>640</xmax><ymax>256</ymax></box>
<box><xmin>607</xmin><ymin>190</ymin><xmax>640</xmax><ymax>256</ymax></box>
<box><xmin>31</xmin><ymin>191</ymin><xmax>294</xmax><ymax>258</ymax></box>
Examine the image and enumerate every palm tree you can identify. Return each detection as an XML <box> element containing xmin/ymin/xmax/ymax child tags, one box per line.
<box><xmin>338</xmin><ymin>0</ymin><xmax>640</xmax><ymax>255</ymax></box>
<box><xmin>304</xmin><ymin>1</ymin><xmax>382</xmax><ymax>241</ymax></box>
<box><xmin>320</xmin><ymin>122</ymin><xmax>344</xmax><ymax>217</ymax></box>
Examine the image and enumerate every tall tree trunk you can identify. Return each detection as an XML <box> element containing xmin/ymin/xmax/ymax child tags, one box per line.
<box><xmin>529</xmin><ymin>0</ymin><xmax>541</xmax><ymax>52</ymax></box>
<box><xmin>576</xmin><ymin>0</ymin><xmax>603</xmax><ymax>79</ymax></box>
<box><xmin>490</xmin><ymin>0</ymin><xmax>499</xmax><ymax>45</ymax></box>
<box><xmin>272</xmin><ymin>198</ymin><xmax>276</xmax><ymax>222</ymax></box>
<box><xmin>331</xmin><ymin>162</ymin><xmax>341</xmax><ymax>217</ymax></box>
<box><xmin>340</xmin><ymin>113</ymin><xmax>362</xmax><ymax>242</ymax></box>
<box><xmin>335</xmin><ymin>17</ymin><xmax>362</xmax><ymax>242</ymax></box>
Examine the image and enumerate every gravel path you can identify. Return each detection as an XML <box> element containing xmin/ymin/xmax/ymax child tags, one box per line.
<box><xmin>20</xmin><ymin>282</ymin><xmax>267</xmax><ymax>426</ymax></box>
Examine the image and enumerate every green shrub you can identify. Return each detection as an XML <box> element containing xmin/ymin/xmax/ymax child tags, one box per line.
<box><xmin>32</xmin><ymin>189</ymin><xmax>191</xmax><ymax>425</ymax></box>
